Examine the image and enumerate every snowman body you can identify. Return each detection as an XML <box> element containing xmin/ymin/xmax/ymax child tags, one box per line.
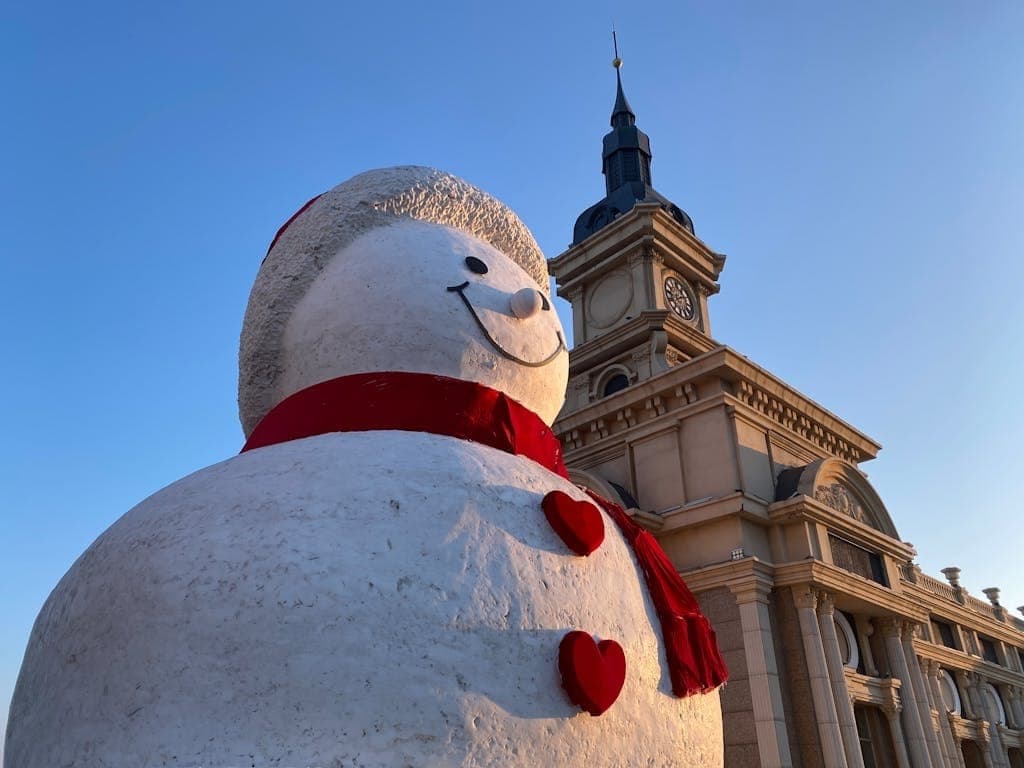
<box><xmin>6</xmin><ymin>167</ymin><xmax>724</xmax><ymax>766</ymax></box>
<box><xmin>7</xmin><ymin>430</ymin><xmax>721</xmax><ymax>766</ymax></box>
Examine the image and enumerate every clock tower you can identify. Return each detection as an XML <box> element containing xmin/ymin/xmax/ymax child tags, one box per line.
<box><xmin>549</xmin><ymin>59</ymin><xmax>725</xmax><ymax>413</ymax></box>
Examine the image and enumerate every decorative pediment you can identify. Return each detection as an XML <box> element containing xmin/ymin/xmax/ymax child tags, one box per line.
<box><xmin>814</xmin><ymin>483</ymin><xmax>868</xmax><ymax>524</ymax></box>
<box><xmin>775</xmin><ymin>458</ymin><xmax>899</xmax><ymax>539</ymax></box>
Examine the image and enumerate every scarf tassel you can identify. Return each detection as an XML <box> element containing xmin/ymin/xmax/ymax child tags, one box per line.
<box><xmin>590</xmin><ymin>491</ymin><xmax>729</xmax><ymax>697</ymax></box>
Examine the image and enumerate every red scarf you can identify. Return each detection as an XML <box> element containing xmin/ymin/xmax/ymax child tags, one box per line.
<box><xmin>243</xmin><ymin>371</ymin><xmax>727</xmax><ymax>695</ymax></box>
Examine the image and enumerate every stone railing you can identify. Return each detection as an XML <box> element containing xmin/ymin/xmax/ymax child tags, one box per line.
<box><xmin>964</xmin><ymin>592</ymin><xmax>998</xmax><ymax>617</ymax></box>
<box><xmin>912</xmin><ymin>569</ymin><xmax>961</xmax><ymax>603</ymax></box>
<box><xmin>900</xmin><ymin>567</ymin><xmax>1024</xmax><ymax>629</ymax></box>
<box><xmin>898</xmin><ymin>562</ymin><xmax>917</xmax><ymax>584</ymax></box>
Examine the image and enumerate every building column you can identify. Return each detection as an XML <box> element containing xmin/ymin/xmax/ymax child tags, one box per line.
<box><xmin>794</xmin><ymin>586</ymin><xmax>849</xmax><ymax>767</ymax></box>
<box><xmin>883</xmin><ymin>701</ymin><xmax>914</xmax><ymax>768</ymax></box>
<box><xmin>977</xmin><ymin>726</ymin><xmax>996</xmax><ymax>768</ymax></box>
<box><xmin>817</xmin><ymin>592</ymin><xmax>866</xmax><ymax>768</ymax></box>
<box><xmin>970</xmin><ymin>674</ymin><xmax>1008</xmax><ymax>768</ymax></box>
<box><xmin>901</xmin><ymin>625</ymin><xmax>946</xmax><ymax>766</ymax></box>
<box><xmin>998</xmin><ymin>686</ymin><xmax>1016</xmax><ymax>730</ymax></box>
<box><xmin>946</xmin><ymin>719</ymin><xmax>968</xmax><ymax>768</ymax></box>
<box><xmin>1005</xmin><ymin>685</ymin><xmax>1024</xmax><ymax>731</ymax></box>
<box><xmin>956</xmin><ymin>671</ymin><xmax>979</xmax><ymax>720</ymax></box>
<box><xmin>1011</xmin><ymin>686</ymin><xmax>1024</xmax><ymax>731</ymax></box>
<box><xmin>730</xmin><ymin>577</ymin><xmax>794</xmax><ymax>768</ymax></box>
<box><xmin>854</xmin><ymin>615</ymin><xmax>880</xmax><ymax>676</ymax></box>
<box><xmin>980</xmin><ymin>745</ymin><xmax>996</xmax><ymax>768</ymax></box>
<box><xmin>924</xmin><ymin>660</ymin><xmax>961</xmax><ymax>768</ymax></box>
<box><xmin>879</xmin><ymin>617</ymin><xmax>931</xmax><ymax>766</ymax></box>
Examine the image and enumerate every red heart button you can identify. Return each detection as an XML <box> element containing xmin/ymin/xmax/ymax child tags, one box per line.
<box><xmin>558</xmin><ymin>630</ymin><xmax>626</xmax><ymax>716</ymax></box>
<box><xmin>542</xmin><ymin>491</ymin><xmax>604</xmax><ymax>556</ymax></box>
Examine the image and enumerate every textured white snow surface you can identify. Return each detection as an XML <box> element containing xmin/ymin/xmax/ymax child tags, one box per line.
<box><xmin>239</xmin><ymin>166</ymin><xmax>551</xmax><ymax>436</ymax></box>
<box><xmin>276</xmin><ymin>221</ymin><xmax>568</xmax><ymax>429</ymax></box>
<box><xmin>7</xmin><ymin>431</ymin><xmax>722</xmax><ymax>767</ymax></box>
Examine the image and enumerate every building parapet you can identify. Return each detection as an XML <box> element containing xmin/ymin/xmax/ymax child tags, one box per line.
<box><xmin>555</xmin><ymin>345</ymin><xmax>881</xmax><ymax>464</ymax></box>
<box><xmin>901</xmin><ymin>564</ymin><xmax>1024</xmax><ymax>635</ymax></box>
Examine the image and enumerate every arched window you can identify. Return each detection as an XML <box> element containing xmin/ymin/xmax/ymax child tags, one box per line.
<box><xmin>982</xmin><ymin>683</ymin><xmax>1007</xmax><ymax>725</ymax></box>
<box><xmin>834</xmin><ymin>611</ymin><xmax>860</xmax><ymax>670</ymax></box>
<box><xmin>603</xmin><ymin>374</ymin><xmax>630</xmax><ymax>397</ymax></box>
<box><xmin>938</xmin><ymin>669</ymin><xmax>962</xmax><ymax>715</ymax></box>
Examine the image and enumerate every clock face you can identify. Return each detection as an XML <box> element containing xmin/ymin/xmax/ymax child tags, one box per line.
<box><xmin>664</xmin><ymin>276</ymin><xmax>697</xmax><ymax>321</ymax></box>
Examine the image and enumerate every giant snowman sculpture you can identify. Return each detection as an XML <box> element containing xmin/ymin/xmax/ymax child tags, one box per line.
<box><xmin>7</xmin><ymin>166</ymin><xmax>726</xmax><ymax>766</ymax></box>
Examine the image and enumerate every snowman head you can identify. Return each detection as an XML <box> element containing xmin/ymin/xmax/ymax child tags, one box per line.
<box><xmin>239</xmin><ymin>166</ymin><xmax>569</xmax><ymax>437</ymax></box>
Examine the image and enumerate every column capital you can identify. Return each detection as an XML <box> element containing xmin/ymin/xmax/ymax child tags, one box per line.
<box><xmin>882</xmin><ymin>694</ymin><xmax>903</xmax><ymax>718</ymax></box>
<box><xmin>727</xmin><ymin>570</ymin><xmax>775</xmax><ymax>605</ymax></box>
<box><xmin>792</xmin><ymin>585</ymin><xmax>818</xmax><ymax>611</ymax></box>
<box><xmin>816</xmin><ymin>589</ymin><xmax>836</xmax><ymax>616</ymax></box>
<box><xmin>628</xmin><ymin>243</ymin><xmax>659</xmax><ymax>266</ymax></box>
<box><xmin>899</xmin><ymin>619</ymin><xmax>921</xmax><ymax>639</ymax></box>
<box><xmin>877</xmin><ymin>616</ymin><xmax>903</xmax><ymax>638</ymax></box>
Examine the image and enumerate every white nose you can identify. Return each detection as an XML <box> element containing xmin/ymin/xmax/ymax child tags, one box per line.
<box><xmin>509</xmin><ymin>287</ymin><xmax>543</xmax><ymax>319</ymax></box>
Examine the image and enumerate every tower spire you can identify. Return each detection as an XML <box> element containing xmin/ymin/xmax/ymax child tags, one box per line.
<box><xmin>610</xmin><ymin>31</ymin><xmax>635</xmax><ymax>128</ymax></box>
<box><xmin>570</xmin><ymin>39</ymin><xmax>694</xmax><ymax>244</ymax></box>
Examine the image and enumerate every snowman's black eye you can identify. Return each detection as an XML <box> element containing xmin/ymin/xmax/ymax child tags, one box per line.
<box><xmin>465</xmin><ymin>256</ymin><xmax>489</xmax><ymax>275</ymax></box>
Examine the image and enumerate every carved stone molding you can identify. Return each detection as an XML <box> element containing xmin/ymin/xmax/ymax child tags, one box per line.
<box><xmin>736</xmin><ymin>379</ymin><xmax>862</xmax><ymax>462</ymax></box>
<box><xmin>556</xmin><ymin>348</ymin><xmax>880</xmax><ymax>462</ymax></box>
<box><xmin>814</xmin><ymin>482</ymin><xmax>868</xmax><ymax>524</ymax></box>
<box><xmin>627</xmin><ymin>244</ymin><xmax>659</xmax><ymax>267</ymax></box>
<box><xmin>565</xmin><ymin>429</ymin><xmax>583</xmax><ymax>450</ymax></box>
<box><xmin>616</xmin><ymin>407</ymin><xmax>637</xmax><ymax>428</ymax></box>
<box><xmin>643</xmin><ymin>395</ymin><xmax>667</xmax><ymax>417</ymax></box>
<box><xmin>726</xmin><ymin>568</ymin><xmax>775</xmax><ymax>605</ymax></box>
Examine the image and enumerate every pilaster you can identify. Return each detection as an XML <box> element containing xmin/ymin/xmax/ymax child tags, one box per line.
<box><xmin>969</xmin><ymin>673</ymin><xmax>1008</xmax><ymax>768</ymax></box>
<box><xmin>794</xmin><ymin>586</ymin><xmax>848</xmax><ymax>767</ymax></box>
<box><xmin>902</xmin><ymin>623</ymin><xmax>945</xmax><ymax>766</ymax></box>
<box><xmin>882</xmin><ymin>698</ymin><xmax>914</xmax><ymax>768</ymax></box>
<box><xmin>817</xmin><ymin>591</ymin><xmax>865</xmax><ymax>768</ymax></box>
<box><xmin>730</xmin><ymin>575</ymin><xmax>794</xmax><ymax>768</ymax></box>
<box><xmin>879</xmin><ymin>617</ymin><xmax>932</xmax><ymax>767</ymax></box>
<box><xmin>924</xmin><ymin>660</ymin><xmax>963</xmax><ymax>768</ymax></box>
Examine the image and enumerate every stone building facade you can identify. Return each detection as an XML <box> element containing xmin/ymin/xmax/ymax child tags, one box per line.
<box><xmin>549</xmin><ymin>65</ymin><xmax>1024</xmax><ymax>768</ymax></box>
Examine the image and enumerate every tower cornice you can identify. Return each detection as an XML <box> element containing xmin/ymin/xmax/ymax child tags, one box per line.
<box><xmin>551</xmin><ymin>202</ymin><xmax>725</xmax><ymax>298</ymax></box>
<box><xmin>553</xmin><ymin>346</ymin><xmax>882</xmax><ymax>465</ymax></box>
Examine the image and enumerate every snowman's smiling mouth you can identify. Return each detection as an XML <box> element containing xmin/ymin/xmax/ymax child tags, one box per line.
<box><xmin>446</xmin><ymin>281</ymin><xmax>566</xmax><ymax>368</ymax></box>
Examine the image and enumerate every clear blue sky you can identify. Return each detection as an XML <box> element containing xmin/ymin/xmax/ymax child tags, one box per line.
<box><xmin>2</xmin><ymin>1</ymin><xmax>1022</xmax><ymax>751</ymax></box>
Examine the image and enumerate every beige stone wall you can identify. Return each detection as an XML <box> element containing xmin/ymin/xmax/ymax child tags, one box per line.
<box><xmin>661</xmin><ymin>518</ymin><xmax>742</xmax><ymax>572</ymax></box>
<box><xmin>774</xmin><ymin>588</ymin><xmax>820</xmax><ymax>767</ymax></box>
<box><xmin>733</xmin><ymin>417</ymin><xmax>776</xmax><ymax>502</ymax></box>
<box><xmin>679</xmin><ymin>408</ymin><xmax>737</xmax><ymax>502</ymax></box>
<box><xmin>632</xmin><ymin>430</ymin><xmax>685</xmax><ymax>511</ymax></box>
<box><xmin>696</xmin><ymin>587</ymin><xmax>759</xmax><ymax>767</ymax></box>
